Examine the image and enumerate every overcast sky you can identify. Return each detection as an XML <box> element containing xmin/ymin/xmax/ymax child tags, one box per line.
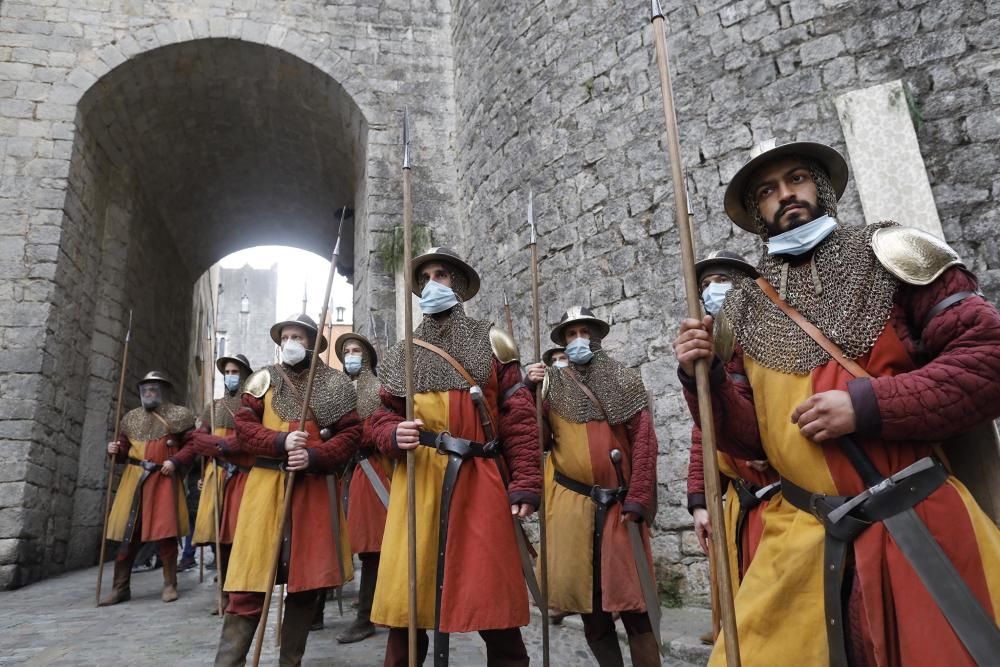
<box><xmin>217</xmin><ymin>245</ymin><xmax>354</xmax><ymax>325</ymax></box>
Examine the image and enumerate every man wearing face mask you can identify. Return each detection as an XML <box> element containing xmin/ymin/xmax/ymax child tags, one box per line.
<box><xmin>673</xmin><ymin>139</ymin><xmax>1000</xmax><ymax>666</ymax></box>
<box><xmin>189</xmin><ymin>353</ymin><xmax>254</xmax><ymax>614</ymax></box>
<box><xmin>215</xmin><ymin>314</ymin><xmax>362</xmax><ymax>666</ymax></box>
<box><xmin>370</xmin><ymin>246</ymin><xmax>541</xmax><ymax>666</ymax></box>
<box><xmin>334</xmin><ymin>332</ymin><xmax>388</xmax><ymax>644</ymax></box>
<box><xmin>102</xmin><ymin>371</ymin><xmax>197</xmax><ymax>605</ymax></box>
<box><xmin>543</xmin><ymin>347</ymin><xmax>567</xmax><ymax>368</ymax></box>
<box><xmin>524</xmin><ymin>306</ymin><xmax>660</xmax><ymax>667</ymax></box>
<box><xmin>686</xmin><ymin>252</ymin><xmax>780</xmax><ymax>646</ymax></box>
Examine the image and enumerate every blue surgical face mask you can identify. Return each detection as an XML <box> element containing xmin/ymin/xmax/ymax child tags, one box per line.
<box><xmin>701</xmin><ymin>281</ymin><xmax>733</xmax><ymax>317</ymax></box>
<box><xmin>565</xmin><ymin>337</ymin><xmax>594</xmax><ymax>365</ymax></box>
<box><xmin>419</xmin><ymin>279</ymin><xmax>459</xmax><ymax>315</ymax></box>
<box><xmin>344</xmin><ymin>354</ymin><xmax>363</xmax><ymax>376</ymax></box>
<box><xmin>767</xmin><ymin>214</ymin><xmax>838</xmax><ymax>256</ymax></box>
<box><xmin>553</xmin><ymin>360</ymin><xmax>569</xmax><ymax>369</ymax></box>
<box><xmin>223</xmin><ymin>375</ymin><xmax>240</xmax><ymax>392</ymax></box>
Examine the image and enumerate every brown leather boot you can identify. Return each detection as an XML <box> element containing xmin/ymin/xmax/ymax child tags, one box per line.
<box><xmin>627</xmin><ymin>631</ymin><xmax>663</xmax><ymax>667</ymax></box>
<box><xmin>586</xmin><ymin>634</ymin><xmax>625</xmax><ymax>667</ymax></box>
<box><xmin>337</xmin><ymin>555</ymin><xmax>377</xmax><ymax>643</ymax></box>
<box><xmin>279</xmin><ymin>591</ymin><xmax>319</xmax><ymax>666</ymax></box>
<box><xmin>98</xmin><ymin>559</ymin><xmax>132</xmax><ymax>606</ymax></box>
<box><xmin>214</xmin><ymin>613</ymin><xmax>258</xmax><ymax>667</ymax></box>
<box><xmin>161</xmin><ymin>556</ymin><xmax>179</xmax><ymax>602</ymax></box>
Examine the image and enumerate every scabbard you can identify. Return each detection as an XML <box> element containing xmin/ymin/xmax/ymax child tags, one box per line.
<box><xmin>325</xmin><ymin>475</ymin><xmax>348</xmax><ymax>590</ymax></box>
<box><xmin>512</xmin><ymin>517</ymin><xmax>543</xmax><ymax>609</ymax></box>
<box><xmin>117</xmin><ymin>459</ymin><xmax>161</xmax><ymax>555</ymax></box>
<box><xmin>358</xmin><ymin>457</ymin><xmax>390</xmax><ymax>510</ymax></box>
<box><xmin>625</xmin><ymin>521</ymin><xmax>664</xmax><ymax>656</ymax></box>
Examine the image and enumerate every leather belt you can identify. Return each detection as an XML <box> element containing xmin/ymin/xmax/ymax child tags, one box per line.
<box><xmin>417</xmin><ymin>430</ymin><xmax>499</xmax><ymax>459</ymax></box>
<box><xmin>781</xmin><ymin>457</ymin><xmax>961</xmax><ymax>666</ymax></box>
<box><xmin>553</xmin><ymin>469</ymin><xmax>626</xmax><ymax>608</ymax></box>
<box><xmin>252</xmin><ymin>457</ymin><xmax>285</xmax><ymax>471</ymax></box>
<box><xmin>118</xmin><ymin>458</ymin><xmax>164</xmax><ymax>556</ymax></box>
<box><xmin>731</xmin><ymin>478</ymin><xmax>781</xmax><ymax>580</ymax></box>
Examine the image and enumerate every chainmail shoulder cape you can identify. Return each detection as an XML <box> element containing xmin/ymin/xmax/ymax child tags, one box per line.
<box><xmin>721</xmin><ymin>221</ymin><xmax>899</xmax><ymax>376</ymax></box>
<box><xmin>546</xmin><ymin>350</ymin><xmax>648</xmax><ymax>425</ymax></box>
<box><xmin>201</xmin><ymin>393</ymin><xmax>242</xmax><ymax>430</ymax></box>
<box><xmin>379</xmin><ymin>306</ymin><xmax>494</xmax><ymax>396</ymax></box>
<box><xmin>354</xmin><ymin>367</ymin><xmax>383</xmax><ymax>420</ymax></box>
<box><xmin>121</xmin><ymin>403</ymin><xmax>195</xmax><ymax>442</ymax></box>
<box><xmin>264</xmin><ymin>362</ymin><xmax>357</xmax><ymax>428</ymax></box>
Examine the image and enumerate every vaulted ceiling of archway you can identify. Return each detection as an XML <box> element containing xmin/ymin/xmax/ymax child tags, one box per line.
<box><xmin>79</xmin><ymin>39</ymin><xmax>365</xmax><ymax>275</ymax></box>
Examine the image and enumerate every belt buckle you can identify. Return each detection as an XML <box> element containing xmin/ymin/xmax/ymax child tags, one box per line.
<box><xmin>808</xmin><ymin>493</ymin><xmax>828</xmax><ymax>521</ymax></box>
<box><xmin>589</xmin><ymin>485</ymin><xmax>604</xmax><ymax>505</ymax></box>
<box><xmin>435</xmin><ymin>431</ymin><xmax>453</xmax><ymax>455</ymax></box>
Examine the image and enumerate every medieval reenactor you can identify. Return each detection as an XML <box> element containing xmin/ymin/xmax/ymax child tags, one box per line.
<box><xmin>524</xmin><ymin>306</ymin><xmax>660</xmax><ymax>667</ymax></box>
<box><xmin>370</xmin><ymin>246</ymin><xmax>541</xmax><ymax>666</ymax></box>
<box><xmin>334</xmin><ymin>332</ymin><xmax>390</xmax><ymax>644</ymax></box>
<box><xmin>101</xmin><ymin>371</ymin><xmax>197</xmax><ymax>605</ymax></box>
<box><xmin>189</xmin><ymin>353</ymin><xmax>254</xmax><ymax>614</ymax></box>
<box><xmin>673</xmin><ymin>138</ymin><xmax>1000</xmax><ymax>665</ymax></box>
<box><xmin>542</xmin><ymin>346</ymin><xmax>567</xmax><ymax>368</ymax></box>
<box><xmin>214</xmin><ymin>314</ymin><xmax>362</xmax><ymax>666</ymax></box>
<box><xmin>685</xmin><ymin>251</ymin><xmax>779</xmax><ymax>646</ymax></box>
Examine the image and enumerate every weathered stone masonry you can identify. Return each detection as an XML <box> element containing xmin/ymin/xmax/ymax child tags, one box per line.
<box><xmin>1</xmin><ymin>0</ymin><xmax>998</xmax><ymax>603</ymax></box>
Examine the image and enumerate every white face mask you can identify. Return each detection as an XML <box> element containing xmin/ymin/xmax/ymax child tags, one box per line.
<box><xmin>767</xmin><ymin>214</ymin><xmax>838</xmax><ymax>256</ymax></box>
<box><xmin>553</xmin><ymin>360</ymin><xmax>569</xmax><ymax>368</ymax></box>
<box><xmin>343</xmin><ymin>354</ymin><xmax>363</xmax><ymax>375</ymax></box>
<box><xmin>281</xmin><ymin>339</ymin><xmax>307</xmax><ymax>366</ymax></box>
<box><xmin>701</xmin><ymin>281</ymin><xmax>733</xmax><ymax>317</ymax></box>
<box><xmin>419</xmin><ymin>279</ymin><xmax>459</xmax><ymax>315</ymax></box>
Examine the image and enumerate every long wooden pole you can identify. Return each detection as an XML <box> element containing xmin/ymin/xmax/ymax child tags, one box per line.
<box><xmin>251</xmin><ymin>208</ymin><xmax>348</xmax><ymax>666</ymax></box>
<box><xmin>527</xmin><ymin>190</ymin><xmax>551</xmax><ymax>667</ymax></box>
<box><xmin>210</xmin><ymin>279</ymin><xmax>224</xmax><ymax>616</ymax></box>
<box><xmin>96</xmin><ymin>309</ymin><xmax>132</xmax><ymax>606</ymax></box>
<box><xmin>648</xmin><ymin>1</ymin><xmax>740</xmax><ymax>663</ymax></box>
<box><xmin>402</xmin><ymin>105</ymin><xmax>419</xmax><ymax>667</ymax></box>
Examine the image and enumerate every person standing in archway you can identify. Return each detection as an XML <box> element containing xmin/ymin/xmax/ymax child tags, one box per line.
<box><xmin>189</xmin><ymin>353</ymin><xmax>254</xmax><ymax>614</ymax></box>
<box><xmin>370</xmin><ymin>247</ymin><xmax>541</xmax><ymax>666</ymax></box>
<box><xmin>101</xmin><ymin>371</ymin><xmax>198</xmax><ymax>606</ymax></box>
<box><xmin>524</xmin><ymin>307</ymin><xmax>660</xmax><ymax>667</ymax></box>
<box><xmin>334</xmin><ymin>332</ymin><xmax>389</xmax><ymax>644</ymax></box>
<box><xmin>214</xmin><ymin>314</ymin><xmax>362</xmax><ymax>666</ymax></box>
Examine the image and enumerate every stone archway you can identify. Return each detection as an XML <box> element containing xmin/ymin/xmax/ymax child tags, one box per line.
<box><xmin>15</xmin><ymin>35</ymin><xmax>371</xmax><ymax>586</ymax></box>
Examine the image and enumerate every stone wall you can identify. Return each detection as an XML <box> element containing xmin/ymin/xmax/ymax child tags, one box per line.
<box><xmin>450</xmin><ymin>0</ymin><xmax>1000</xmax><ymax>604</ymax></box>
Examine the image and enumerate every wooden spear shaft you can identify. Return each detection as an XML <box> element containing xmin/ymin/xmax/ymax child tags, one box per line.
<box><xmin>402</xmin><ymin>105</ymin><xmax>419</xmax><ymax>667</ymax></box>
<box><xmin>649</xmin><ymin>1</ymin><xmax>741</xmax><ymax>663</ymax></box>
<box><xmin>96</xmin><ymin>309</ymin><xmax>132</xmax><ymax>606</ymax></box>
<box><xmin>251</xmin><ymin>208</ymin><xmax>347</xmax><ymax>667</ymax></box>
<box><xmin>527</xmin><ymin>191</ymin><xmax>551</xmax><ymax>667</ymax></box>
<box><xmin>210</xmin><ymin>280</ymin><xmax>224</xmax><ymax>616</ymax></box>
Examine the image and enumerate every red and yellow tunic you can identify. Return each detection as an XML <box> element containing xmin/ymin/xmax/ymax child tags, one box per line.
<box><xmin>541</xmin><ymin>398</ymin><xmax>658</xmax><ymax>614</ymax></box>
<box><xmin>224</xmin><ymin>384</ymin><xmax>361</xmax><ymax>594</ymax></box>
<box><xmin>370</xmin><ymin>357</ymin><xmax>540</xmax><ymax>633</ymax></box>
<box><xmin>106</xmin><ymin>406</ymin><xmax>196</xmax><ymax>542</ymax></box>
<box><xmin>346</xmin><ymin>416</ymin><xmax>392</xmax><ymax>554</ymax></box>
<box><xmin>687</xmin><ymin>266</ymin><xmax>1000</xmax><ymax>666</ymax></box>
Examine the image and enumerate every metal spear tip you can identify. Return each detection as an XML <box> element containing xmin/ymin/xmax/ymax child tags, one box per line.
<box><xmin>650</xmin><ymin>0</ymin><xmax>665</xmax><ymax>21</ymax></box>
<box><xmin>503</xmin><ymin>289</ymin><xmax>509</xmax><ymax>305</ymax></box>
<box><xmin>402</xmin><ymin>106</ymin><xmax>411</xmax><ymax>169</ymax></box>
<box><xmin>527</xmin><ymin>189</ymin><xmax>537</xmax><ymax>243</ymax></box>
<box><xmin>609</xmin><ymin>449</ymin><xmax>622</xmax><ymax>463</ymax></box>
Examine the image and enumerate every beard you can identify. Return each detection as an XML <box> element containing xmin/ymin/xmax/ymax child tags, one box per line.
<box><xmin>767</xmin><ymin>200</ymin><xmax>824</xmax><ymax>235</ymax></box>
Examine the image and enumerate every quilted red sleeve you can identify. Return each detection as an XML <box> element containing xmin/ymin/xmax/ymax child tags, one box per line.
<box><xmin>371</xmin><ymin>389</ymin><xmax>406</xmax><ymax>459</ymax></box>
<box><xmin>186</xmin><ymin>430</ymin><xmax>225</xmax><ymax>458</ymax></box>
<box><xmin>234</xmin><ymin>394</ymin><xmax>287</xmax><ymax>458</ymax></box>
<box><xmin>622</xmin><ymin>407</ymin><xmax>658</xmax><ymax>523</ymax></box>
<box><xmin>680</xmin><ymin>348</ymin><xmax>764</xmax><ymax>460</ymax></box>
<box><xmin>168</xmin><ymin>428</ymin><xmax>198</xmax><ymax>467</ymax></box>
<box><xmin>687</xmin><ymin>425</ymin><xmax>706</xmax><ymax>512</ymax></box>
<box><xmin>112</xmin><ymin>425</ymin><xmax>129</xmax><ymax>463</ymax></box>
<box><xmin>308</xmin><ymin>410</ymin><xmax>363</xmax><ymax>471</ymax></box>
<box><xmin>496</xmin><ymin>358</ymin><xmax>543</xmax><ymax>508</ymax></box>
<box><xmin>853</xmin><ymin>267</ymin><xmax>1000</xmax><ymax>440</ymax></box>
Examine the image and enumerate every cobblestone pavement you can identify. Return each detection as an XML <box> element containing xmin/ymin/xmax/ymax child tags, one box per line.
<box><xmin>0</xmin><ymin>557</ymin><xmax>710</xmax><ymax>666</ymax></box>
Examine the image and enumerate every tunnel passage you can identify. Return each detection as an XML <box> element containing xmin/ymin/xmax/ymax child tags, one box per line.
<box><xmin>20</xmin><ymin>38</ymin><xmax>368</xmax><ymax>585</ymax></box>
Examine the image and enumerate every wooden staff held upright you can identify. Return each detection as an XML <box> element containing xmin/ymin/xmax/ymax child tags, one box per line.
<box><xmin>96</xmin><ymin>309</ymin><xmax>132</xmax><ymax>606</ymax></box>
<box><xmin>401</xmin><ymin>105</ymin><xmax>419</xmax><ymax>667</ymax></box>
<box><xmin>209</xmin><ymin>279</ymin><xmax>224</xmax><ymax>616</ymax></box>
<box><xmin>250</xmin><ymin>207</ymin><xmax>348</xmax><ymax>667</ymax></box>
<box><xmin>527</xmin><ymin>190</ymin><xmax>551</xmax><ymax>667</ymax></box>
<box><xmin>648</xmin><ymin>1</ymin><xmax>741</xmax><ymax>663</ymax></box>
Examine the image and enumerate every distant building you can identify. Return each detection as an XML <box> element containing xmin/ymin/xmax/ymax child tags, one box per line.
<box><xmin>214</xmin><ymin>264</ymin><xmax>279</xmax><ymax>394</ymax></box>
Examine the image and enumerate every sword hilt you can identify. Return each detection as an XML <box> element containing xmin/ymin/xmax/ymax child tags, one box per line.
<box><xmin>609</xmin><ymin>449</ymin><xmax>627</xmax><ymax>491</ymax></box>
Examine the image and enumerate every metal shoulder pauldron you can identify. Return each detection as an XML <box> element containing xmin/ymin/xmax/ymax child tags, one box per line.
<box><xmin>489</xmin><ymin>326</ymin><xmax>520</xmax><ymax>364</ymax></box>
<box><xmin>871</xmin><ymin>225</ymin><xmax>962</xmax><ymax>286</ymax></box>
<box><xmin>243</xmin><ymin>369</ymin><xmax>270</xmax><ymax>398</ymax></box>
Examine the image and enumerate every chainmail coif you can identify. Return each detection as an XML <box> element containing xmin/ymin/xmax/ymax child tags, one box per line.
<box><xmin>546</xmin><ymin>350</ymin><xmax>648</xmax><ymax>425</ymax></box>
<box><xmin>722</xmin><ymin>222</ymin><xmax>899</xmax><ymax>375</ymax></box>
<box><xmin>354</xmin><ymin>366</ymin><xmax>383</xmax><ymax>420</ymax></box>
<box><xmin>121</xmin><ymin>403</ymin><xmax>196</xmax><ymax>442</ymax></box>
<box><xmin>203</xmin><ymin>392</ymin><xmax>243</xmax><ymax>430</ymax></box>
<box><xmin>266</xmin><ymin>362</ymin><xmax>357</xmax><ymax>427</ymax></box>
<box><xmin>379</xmin><ymin>305</ymin><xmax>494</xmax><ymax>396</ymax></box>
